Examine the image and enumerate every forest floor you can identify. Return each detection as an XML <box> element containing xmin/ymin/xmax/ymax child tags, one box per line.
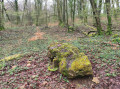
<box><xmin>0</xmin><ymin>25</ymin><xmax>120</xmax><ymax>89</ymax></box>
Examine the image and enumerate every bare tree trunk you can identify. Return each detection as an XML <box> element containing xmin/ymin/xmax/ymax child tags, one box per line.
<box><xmin>72</xmin><ymin>0</ymin><xmax>76</xmax><ymax>28</ymax></box>
<box><xmin>56</xmin><ymin>0</ymin><xmax>62</xmax><ymax>24</ymax></box>
<box><xmin>79</xmin><ymin>0</ymin><xmax>82</xmax><ymax>19</ymax></box>
<box><xmin>93</xmin><ymin>0</ymin><xmax>102</xmax><ymax>27</ymax></box>
<box><xmin>98</xmin><ymin>0</ymin><xmax>102</xmax><ymax>16</ymax></box>
<box><xmin>0</xmin><ymin>0</ymin><xmax>4</xmax><ymax>30</ymax></box>
<box><xmin>53</xmin><ymin>0</ymin><xmax>56</xmax><ymax>17</ymax></box>
<box><xmin>116</xmin><ymin>0</ymin><xmax>120</xmax><ymax>18</ymax></box>
<box><xmin>89</xmin><ymin>0</ymin><xmax>103</xmax><ymax>35</ymax></box>
<box><xmin>105</xmin><ymin>0</ymin><xmax>112</xmax><ymax>35</ymax></box>
<box><xmin>69</xmin><ymin>0</ymin><xmax>73</xmax><ymax>22</ymax></box>
<box><xmin>14</xmin><ymin>0</ymin><xmax>20</xmax><ymax>24</ymax></box>
<box><xmin>1</xmin><ymin>0</ymin><xmax>4</xmax><ymax>23</ymax></box>
<box><xmin>103</xmin><ymin>0</ymin><xmax>106</xmax><ymax>14</ymax></box>
<box><xmin>34</xmin><ymin>0</ymin><xmax>38</xmax><ymax>26</ymax></box>
<box><xmin>22</xmin><ymin>0</ymin><xmax>27</xmax><ymax>25</ymax></box>
<box><xmin>3</xmin><ymin>7</ymin><xmax>10</xmax><ymax>21</ymax></box>
<box><xmin>82</xmin><ymin>0</ymin><xmax>88</xmax><ymax>24</ymax></box>
<box><xmin>45</xmin><ymin>0</ymin><xmax>48</xmax><ymax>27</ymax></box>
<box><xmin>65</xmin><ymin>0</ymin><xmax>68</xmax><ymax>26</ymax></box>
<box><xmin>63</xmin><ymin>0</ymin><xmax>65</xmax><ymax>23</ymax></box>
<box><xmin>34</xmin><ymin>0</ymin><xmax>42</xmax><ymax>26</ymax></box>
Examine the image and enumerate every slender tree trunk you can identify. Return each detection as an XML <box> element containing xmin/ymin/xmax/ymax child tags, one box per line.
<box><xmin>98</xmin><ymin>0</ymin><xmax>102</xmax><ymax>16</ymax></box>
<box><xmin>72</xmin><ymin>0</ymin><xmax>76</xmax><ymax>28</ymax></box>
<box><xmin>79</xmin><ymin>0</ymin><xmax>82</xmax><ymax>19</ymax></box>
<box><xmin>116</xmin><ymin>0</ymin><xmax>120</xmax><ymax>18</ymax></box>
<box><xmin>65</xmin><ymin>0</ymin><xmax>68</xmax><ymax>27</ymax></box>
<box><xmin>82</xmin><ymin>0</ymin><xmax>88</xmax><ymax>24</ymax></box>
<box><xmin>105</xmin><ymin>0</ymin><xmax>112</xmax><ymax>35</ymax></box>
<box><xmin>89</xmin><ymin>0</ymin><xmax>103</xmax><ymax>35</ymax></box>
<box><xmin>103</xmin><ymin>0</ymin><xmax>106</xmax><ymax>14</ymax></box>
<box><xmin>14</xmin><ymin>0</ymin><xmax>20</xmax><ymax>24</ymax></box>
<box><xmin>65</xmin><ymin>0</ymin><xmax>70</xmax><ymax>32</ymax></box>
<box><xmin>63</xmin><ymin>0</ymin><xmax>65</xmax><ymax>23</ymax></box>
<box><xmin>57</xmin><ymin>0</ymin><xmax>62</xmax><ymax>24</ymax></box>
<box><xmin>112</xmin><ymin>0</ymin><xmax>117</xmax><ymax>20</ymax></box>
<box><xmin>34</xmin><ymin>0</ymin><xmax>42</xmax><ymax>26</ymax></box>
<box><xmin>0</xmin><ymin>0</ymin><xmax>4</xmax><ymax>30</ymax></box>
<box><xmin>69</xmin><ymin>0</ymin><xmax>73</xmax><ymax>22</ymax></box>
<box><xmin>22</xmin><ymin>0</ymin><xmax>27</xmax><ymax>25</ymax></box>
<box><xmin>53</xmin><ymin>0</ymin><xmax>56</xmax><ymax>17</ymax></box>
<box><xmin>45</xmin><ymin>0</ymin><xmax>48</xmax><ymax>27</ymax></box>
<box><xmin>3</xmin><ymin>7</ymin><xmax>10</xmax><ymax>21</ymax></box>
<box><xmin>93</xmin><ymin>0</ymin><xmax>102</xmax><ymax>27</ymax></box>
<box><xmin>34</xmin><ymin>0</ymin><xmax>38</xmax><ymax>26</ymax></box>
<box><xmin>1</xmin><ymin>0</ymin><xmax>4</xmax><ymax>24</ymax></box>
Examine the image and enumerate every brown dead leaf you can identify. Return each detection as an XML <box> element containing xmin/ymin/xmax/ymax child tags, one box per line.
<box><xmin>27</xmin><ymin>61</ymin><xmax>31</xmax><ymax>63</ymax></box>
<box><xmin>28</xmin><ymin>29</ymin><xmax>45</xmax><ymax>42</ymax></box>
<box><xmin>11</xmin><ymin>65</ymin><xmax>17</xmax><ymax>69</ymax></box>
<box><xmin>42</xmin><ymin>81</ymin><xmax>48</xmax><ymax>86</ymax></box>
<box><xmin>27</xmin><ymin>63</ymin><xmax>31</xmax><ymax>67</ymax></box>
<box><xmin>92</xmin><ymin>77</ymin><xmax>100</xmax><ymax>84</ymax></box>
<box><xmin>18</xmin><ymin>85</ymin><xmax>25</xmax><ymax>89</ymax></box>
<box><xmin>18</xmin><ymin>82</ymin><xmax>28</xmax><ymax>89</ymax></box>
<box><xmin>111</xmin><ymin>47</ymin><xmax>117</xmax><ymax>50</ymax></box>
<box><xmin>32</xmin><ymin>75</ymin><xmax>37</xmax><ymax>78</ymax></box>
<box><xmin>48</xmin><ymin>22</ymin><xmax>58</xmax><ymax>27</ymax></box>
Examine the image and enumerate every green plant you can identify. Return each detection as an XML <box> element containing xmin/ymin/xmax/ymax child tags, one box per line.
<box><xmin>106</xmin><ymin>72</ymin><xmax>117</xmax><ymax>77</ymax></box>
<box><xmin>63</xmin><ymin>77</ymin><xmax>69</xmax><ymax>83</ymax></box>
<box><xmin>101</xmin><ymin>64</ymin><xmax>104</xmax><ymax>67</ymax></box>
<box><xmin>34</xmin><ymin>78</ymin><xmax>38</xmax><ymax>81</ymax></box>
<box><xmin>0</xmin><ymin>71</ymin><xmax>5</xmax><ymax>76</ymax></box>
<box><xmin>0</xmin><ymin>60</ymin><xmax>6</xmax><ymax>69</ymax></box>
<box><xmin>7</xmin><ymin>66</ymin><xmax>29</xmax><ymax>75</ymax></box>
<box><xmin>111</xmin><ymin>73</ymin><xmax>117</xmax><ymax>77</ymax></box>
<box><xmin>106</xmin><ymin>73</ymin><xmax>111</xmax><ymax>76</ymax></box>
<box><xmin>105</xmin><ymin>70</ymin><xmax>109</xmax><ymax>73</ymax></box>
<box><xmin>112</xmin><ymin>37</ymin><xmax>120</xmax><ymax>44</ymax></box>
<box><xmin>112</xmin><ymin>34</ymin><xmax>120</xmax><ymax>38</ymax></box>
<box><xmin>59</xmin><ymin>23</ymin><xmax>65</xmax><ymax>27</ymax></box>
<box><xmin>59</xmin><ymin>74</ymin><xmax>62</xmax><ymax>81</ymax></box>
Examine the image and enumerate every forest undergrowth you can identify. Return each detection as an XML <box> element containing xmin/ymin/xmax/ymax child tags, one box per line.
<box><xmin>0</xmin><ymin>25</ymin><xmax>120</xmax><ymax>89</ymax></box>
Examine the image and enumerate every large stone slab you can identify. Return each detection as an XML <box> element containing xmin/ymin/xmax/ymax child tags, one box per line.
<box><xmin>47</xmin><ymin>42</ymin><xmax>93</xmax><ymax>78</ymax></box>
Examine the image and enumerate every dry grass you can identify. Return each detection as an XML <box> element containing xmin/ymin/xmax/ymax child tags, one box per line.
<box><xmin>28</xmin><ymin>27</ymin><xmax>45</xmax><ymax>42</ymax></box>
<box><xmin>48</xmin><ymin>22</ymin><xmax>59</xmax><ymax>27</ymax></box>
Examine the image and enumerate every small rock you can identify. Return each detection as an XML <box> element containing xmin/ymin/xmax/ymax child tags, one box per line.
<box><xmin>27</xmin><ymin>63</ymin><xmax>31</xmax><ymax>67</ymax></box>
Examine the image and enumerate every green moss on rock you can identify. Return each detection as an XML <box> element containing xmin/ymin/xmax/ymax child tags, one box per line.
<box><xmin>47</xmin><ymin>42</ymin><xmax>93</xmax><ymax>78</ymax></box>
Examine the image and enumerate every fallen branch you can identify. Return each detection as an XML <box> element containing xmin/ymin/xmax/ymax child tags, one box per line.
<box><xmin>112</xmin><ymin>30</ymin><xmax>120</xmax><ymax>32</ymax></box>
<box><xmin>88</xmin><ymin>31</ymin><xmax>97</xmax><ymax>35</ymax></box>
<box><xmin>3</xmin><ymin>8</ymin><xmax>11</xmax><ymax>21</ymax></box>
<box><xmin>85</xmin><ymin>24</ymin><xmax>97</xmax><ymax>31</ymax></box>
<box><xmin>0</xmin><ymin>54</ymin><xmax>22</xmax><ymax>62</ymax></box>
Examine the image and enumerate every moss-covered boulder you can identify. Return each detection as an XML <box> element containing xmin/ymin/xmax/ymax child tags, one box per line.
<box><xmin>47</xmin><ymin>42</ymin><xmax>93</xmax><ymax>78</ymax></box>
